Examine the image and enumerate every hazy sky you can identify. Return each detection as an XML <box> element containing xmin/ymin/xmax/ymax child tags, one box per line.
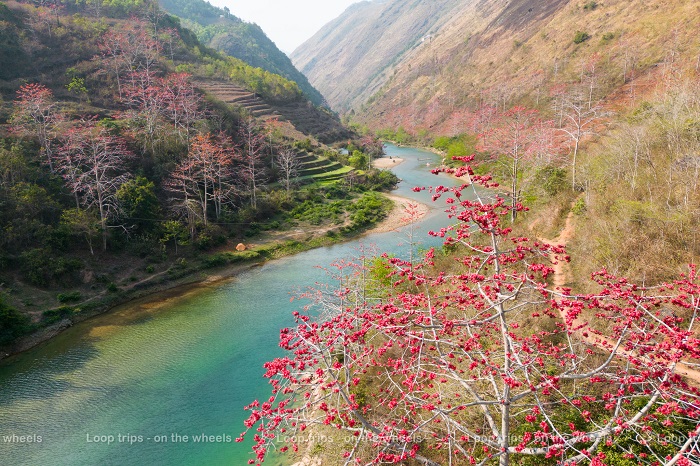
<box><xmin>207</xmin><ymin>0</ymin><xmax>361</xmax><ymax>54</ymax></box>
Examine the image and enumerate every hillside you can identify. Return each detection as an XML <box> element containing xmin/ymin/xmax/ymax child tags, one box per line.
<box><xmin>290</xmin><ymin>0</ymin><xmax>462</xmax><ymax>113</ymax></box>
<box><xmin>294</xmin><ymin>0</ymin><xmax>700</xmax><ymax>129</ymax></box>
<box><xmin>0</xmin><ymin>0</ymin><xmax>382</xmax><ymax>352</ymax></box>
<box><xmin>293</xmin><ymin>0</ymin><xmax>700</xmax><ymax>285</ymax></box>
<box><xmin>159</xmin><ymin>0</ymin><xmax>326</xmax><ymax>107</ymax></box>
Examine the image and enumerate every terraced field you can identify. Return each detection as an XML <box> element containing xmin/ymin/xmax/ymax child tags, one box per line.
<box><xmin>195</xmin><ymin>81</ymin><xmax>353</xmax><ymax>143</ymax></box>
<box><xmin>196</xmin><ymin>80</ymin><xmax>356</xmax><ymax>184</ymax></box>
<box><xmin>295</xmin><ymin>152</ymin><xmax>354</xmax><ymax>184</ymax></box>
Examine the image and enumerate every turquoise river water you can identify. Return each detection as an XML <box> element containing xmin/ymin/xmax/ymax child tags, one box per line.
<box><xmin>0</xmin><ymin>144</ymin><xmax>461</xmax><ymax>465</ymax></box>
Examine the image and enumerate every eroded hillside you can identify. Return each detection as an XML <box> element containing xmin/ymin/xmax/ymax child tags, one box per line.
<box><xmin>294</xmin><ymin>0</ymin><xmax>700</xmax><ymax>134</ymax></box>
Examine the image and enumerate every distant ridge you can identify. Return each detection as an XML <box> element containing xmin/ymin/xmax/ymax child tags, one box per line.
<box><xmin>159</xmin><ymin>0</ymin><xmax>326</xmax><ymax>106</ymax></box>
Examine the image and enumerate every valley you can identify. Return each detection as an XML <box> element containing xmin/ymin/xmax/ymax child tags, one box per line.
<box><xmin>1</xmin><ymin>0</ymin><xmax>700</xmax><ymax>465</ymax></box>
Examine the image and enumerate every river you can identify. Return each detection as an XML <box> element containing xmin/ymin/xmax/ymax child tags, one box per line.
<box><xmin>0</xmin><ymin>144</ymin><xmax>460</xmax><ymax>466</ymax></box>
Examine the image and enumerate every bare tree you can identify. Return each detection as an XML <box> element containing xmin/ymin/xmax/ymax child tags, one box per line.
<box><xmin>559</xmin><ymin>90</ymin><xmax>608</xmax><ymax>190</ymax></box>
<box><xmin>238</xmin><ymin>117</ymin><xmax>268</xmax><ymax>209</ymax></box>
<box><xmin>274</xmin><ymin>148</ymin><xmax>300</xmax><ymax>197</ymax></box>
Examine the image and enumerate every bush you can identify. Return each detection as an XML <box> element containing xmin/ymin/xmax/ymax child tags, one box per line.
<box><xmin>361</xmin><ymin>170</ymin><xmax>400</xmax><ymax>192</ymax></box>
<box><xmin>20</xmin><ymin>249</ymin><xmax>83</xmax><ymax>287</ymax></box>
<box><xmin>573</xmin><ymin>31</ymin><xmax>590</xmax><ymax>44</ymax></box>
<box><xmin>572</xmin><ymin>198</ymin><xmax>587</xmax><ymax>215</ymax></box>
<box><xmin>601</xmin><ymin>32</ymin><xmax>615</xmax><ymax>42</ymax></box>
<box><xmin>0</xmin><ymin>295</ymin><xmax>31</xmax><ymax>344</ymax></box>
<box><xmin>433</xmin><ymin>136</ymin><xmax>451</xmax><ymax>151</ymax></box>
<box><xmin>201</xmin><ymin>250</ymin><xmax>261</xmax><ymax>268</ymax></box>
<box><xmin>348</xmin><ymin>192</ymin><xmax>391</xmax><ymax>228</ymax></box>
<box><xmin>535</xmin><ymin>166</ymin><xmax>568</xmax><ymax>196</ymax></box>
<box><xmin>42</xmin><ymin>306</ymin><xmax>73</xmax><ymax>325</ymax></box>
<box><xmin>57</xmin><ymin>291</ymin><xmax>82</xmax><ymax>303</ymax></box>
<box><xmin>583</xmin><ymin>1</ymin><xmax>597</xmax><ymax>10</ymax></box>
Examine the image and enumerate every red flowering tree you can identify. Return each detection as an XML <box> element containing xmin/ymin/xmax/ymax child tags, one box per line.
<box><xmin>56</xmin><ymin>118</ymin><xmax>133</xmax><ymax>252</ymax></box>
<box><xmin>159</xmin><ymin>72</ymin><xmax>204</xmax><ymax>144</ymax></box>
<box><xmin>240</xmin><ymin>158</ymin><xmax>700</xmax><ymax>466</ymax></box>
<box><xmin>97</xmin><ymin>20</ymin><xmax>161</xmax><ymax>100</ymax></box>
<box><xmin>166</xmin><ymin>133</ymin><xmax>237</xmax><ymax>232</ymax></box>
<box><xmin>121</xmin><ymin>68</ymin><xmax>165</xmax><ymax>154</ymax></box>
<box><xmin>9</xmin><ymin>83</ymin><xmax>64</xmax><ymax>172</ymax></box>
<box><xmin>361</xmin><ymin>134</ymin><xmax>386</xmax><ymax>159</ymax></box>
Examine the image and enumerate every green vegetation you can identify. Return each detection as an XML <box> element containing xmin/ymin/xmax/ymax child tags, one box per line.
<box><xmin>573</xmin><ymin>30</ymin><xmax>590</xmax><ymax>44</ymax></box>
<box><xmin>57</xmin><ymin>291</ymin><xmax>82</xmax><ymax>303</ymax></box>
<box><xmin>346</xmin><ymin>192</ymin><xmax>391</xmax><ymax>228</ymax></box>
<box><xmin>433</xmin><ymin>134</ymin><xmax>477</xmax><ymax>162</ymax></box>
<box><xmin>600</xmin><ymin>31</ymin><xmax>615</xmax><ymax>42</ymax></box>
<box><xmin>0</xmin><ymin>294</ymin><xmax>31</xmax><ymax>345</ymax></box>
<box><xmin>160</xmin><ymin>0</ymin><xmax>325</xmax><ymax>105</ymax></box>
<box><xmin>0</xmin><ymin>0</ymin><xmax>385</xmax><ymax>350</ymax></box>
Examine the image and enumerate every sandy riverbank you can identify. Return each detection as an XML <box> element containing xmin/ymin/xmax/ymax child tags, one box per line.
<box><xmin>373</xmin><ymin>155</ymin><xmax>404</xmax><ymax>169</ymax></box>
<box><xmin>364</xmin><ymin>193</ymin><xmax>430</xmax><ymax>234</ymax></box>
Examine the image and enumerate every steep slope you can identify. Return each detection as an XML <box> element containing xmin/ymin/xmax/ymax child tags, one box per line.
<box><xmin>159</xmin><ymin>0</ymin><xmax>325</xmax><ymax>106</ymax></box>
<box><xmin>290</xmin><ymin>0</ymin><xmax>462</xmax><ymax>112</ymax></box>
<box><xmin>294</xmin><ymin>0</ymin><xmax>700</xmax><ymax>133</ymax></box>
<box><xmin>196</xmin><ymin>80</ymin><xmax>353</xmax><ymax>143</ymax></box>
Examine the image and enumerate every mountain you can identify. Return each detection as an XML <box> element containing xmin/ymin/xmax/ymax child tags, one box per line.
<box><xmin>293</xmin><ymin>0</ymin><xmax>700</xmax><ymax>132</ymax></box>
<box><xmin>291</xmin><ymin>0</ymin><xmax>700</xmax><ymax>287</ymax></box>
<box><xmin>290</xmin><ymin>0</ymin><xmax>462</xmax><ymax>113</ymax></box>
<box><xmin>159</xmin><ymin>0</ymin><xmax>326</xmax><ymax>106</ymax></box>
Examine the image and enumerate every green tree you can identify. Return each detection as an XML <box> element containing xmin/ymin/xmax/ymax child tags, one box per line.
<box><xmin>160</xmin><ymin>220</ymin><xmax>188</xmax><ymax>254</ymax></box>
<box><xmin>348</xmin><ymin>150</ymin><xmax>367</xmax><ymax>170</ymax></box>
<box><xmin>0</xmin><ymin>294</ymin><xmax>31</xmax><ymax>345</ymax></box>
<box><xmin>61</xmin><ymin>208</ymin><xmax>100</xmax><ymax>255</ymax></box>
<box><xmin>116</xmin><ymin>176</ymin><xmax>160</xmax><ymax>233</ymax></box>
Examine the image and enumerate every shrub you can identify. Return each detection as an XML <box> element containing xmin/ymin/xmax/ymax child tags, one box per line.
<box><xmin>583</xmin><ymin>1</ymin><xmax>597</xmax><ymax>10</ymax></box>
<box><xmin>536</xmin><ymin>166</ymin><xmax>568</xmax><ymax>196</ymax></box>
<box><xmin>348</xmin><ymin>192</ymin><xmax>391</xmax><ymax>228</ymax></box>
<box><xmin>42</xmin><ymin>306</ymin><xmax>73</xmax><ymax>324</ymax></box>
<box><xmin>573</xmin><ymin>31</ymin><xmax>590</xmax><ymax>44</ymax></box>
<box><xmin>572</xmin><ymin>197</ymin><xmax>587</xmax><ymax>215</ymax></box>
<box><xmin>57</xmin><ymin>291</ymin><xmax>81</xmax><ymax>303</ymax></box>
<box><xmin>20</xmin><ymin>249</ymin><xmax>82</xmax><ymax>287</ymax></box>
<box><xmin>0</xmin><ymin>295</ymin><xmax>31</xmax><ymax>344</ymax></box>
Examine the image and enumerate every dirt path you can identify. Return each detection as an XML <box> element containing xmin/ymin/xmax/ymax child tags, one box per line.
<box><xmin>546</xmin><ymin>209</ymin><xmax>576</xmax><ymax>288</ymax></box>
<box><xmin>541</xmin><ymin>202</ymin><xmax>700</xmax><ymax>384</ymax></box>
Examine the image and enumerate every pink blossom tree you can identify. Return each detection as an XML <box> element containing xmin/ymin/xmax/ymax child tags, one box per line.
<box><xmin>56</xmin><ymin>118</ymin><xmax>134</xmax><ymax>252</ymax></box>
<box><xmin>9</xmin><ymin>83</ymin><xmax>64</xmax><ymax>173</ymax></box>
<box><xmin>97</xmin><ymin>21</ymin><xmax>161</xmax><ymax>100</ymax></box>
<box><xmin>159</xmin><ymin>72</ymin><xmax>204</xmax><ymax>144</ymax></box>
<box><xmin>240</xmin><ymin>160</ymin><xmax>700</xmax><ymax>466</ymax></box>
<box><xmin>166</xmin><ymin>133</ymin><xmax>237</xmax><ymax>232</ymax></box>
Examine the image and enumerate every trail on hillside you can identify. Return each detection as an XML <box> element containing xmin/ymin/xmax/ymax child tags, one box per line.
<box><xmin>541</xmin><ymin>204</ymin><xmax>700</xmax><ymax>385</ymax></box>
